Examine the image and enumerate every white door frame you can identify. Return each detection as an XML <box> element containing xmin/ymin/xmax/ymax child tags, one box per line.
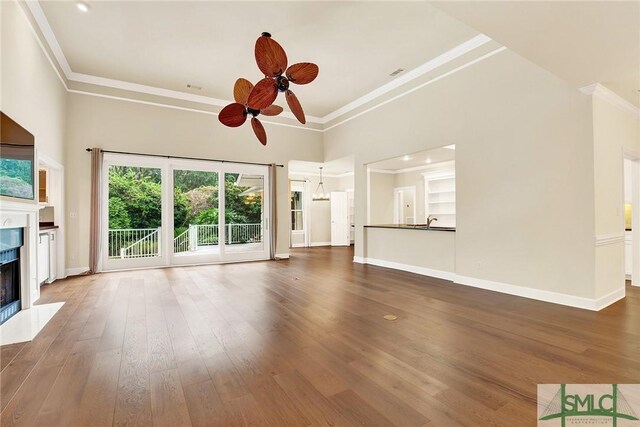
<box><xmin>101</xmin><ymin>153</ymin><xmax>169</xmax><ymax>271</ymax></box>
<box><xmin>623</xmin><ymin>150</ymin><xmax>640</xmax><ymax>286</ymax></box>
<box><xmin>393</xmin><ymin>186</ymin><xmax>416</xmax><ymax>224</ymax></box>
<box><xmin>101</xmin><ymin>154</ymin><xmax>270</xmax><ymax>271</ymax></box>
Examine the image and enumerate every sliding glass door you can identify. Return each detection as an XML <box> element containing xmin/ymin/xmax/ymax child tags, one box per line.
<box><xmin>102</xmin><ymin>154</ymin><xmax>168</xmax><ymax>270</ymax></box>
<box><xmin>101</xmin><ymin>153</ymin><xmax>270</xmax><ymax>271</ymax></box>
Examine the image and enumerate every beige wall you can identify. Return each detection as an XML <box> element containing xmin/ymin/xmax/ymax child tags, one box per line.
<box><xmin>326</xmin><ymin>49</ymin><xmax>596</xmax><ymax>299</ymax></box>
<box><xmin>289</xmin><ymin>173</ymin><xmax>352</xmax><ymax>245</ymax></box>
<box><xmin>1</xmin><ymin>1</ymin><xmax>67</xmax><ymax>167</ymax></box>
<box><xmin>65</xmin><ymin>93</ymin><xmax>323</xmax><ymax>269</ymax></box>
<box><xmin>365</xmin><ymin>227</ymin><xmax>455</xmax><ymax>273</ymax></box>
<box><xmin>368</xmin><ymin>172</ymin><xmax>395</xmax><ymax>224</ymax></box>
<box><xmin>592</xmin><ymin>96</ymin><xmax>640</xmax><ymax>298</ymax></box>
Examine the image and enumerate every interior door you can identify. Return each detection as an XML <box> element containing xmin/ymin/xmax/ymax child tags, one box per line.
<box><xmin>102</xmin><ymin>153</ymin><xmax>168</xmax><ymax>271</ymax></box>
<box><xmin>331</xmin><ymin>191</ymin><xmax>350</xmax><ymax>246</ymax></box>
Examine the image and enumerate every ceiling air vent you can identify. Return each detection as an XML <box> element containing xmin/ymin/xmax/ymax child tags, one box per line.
<box><xmin>186</xmin><ymin>84</ymin><xmax>202</xmax><ymax>90</ymax></box>
<box><xmin>389</xmin><ymin>68</ymin><xmax>405</xmax><ymax>77</ymax></box>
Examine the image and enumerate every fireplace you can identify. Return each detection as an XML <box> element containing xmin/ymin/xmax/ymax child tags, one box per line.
<box><xmin>0</xmin><ymin>228</ymin><xmax>23</xmax><ymax>325</ymax></box>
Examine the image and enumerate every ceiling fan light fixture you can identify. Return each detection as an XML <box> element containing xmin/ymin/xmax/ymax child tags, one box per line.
<box><xmin>312</xmin><ymin>167</ymin><xmax>330</xmax><ymax>201</ymax></box>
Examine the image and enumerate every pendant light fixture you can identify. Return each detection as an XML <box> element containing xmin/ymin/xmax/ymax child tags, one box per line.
<box><xmin>312</xmin><ymin>167</ymin><xmax>330</xmax><ymax>201</ymax></box>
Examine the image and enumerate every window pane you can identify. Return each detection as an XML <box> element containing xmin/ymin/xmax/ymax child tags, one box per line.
<box><xmin>291</xmin><ymin>191</ymin><xmax>303</xmax><ymax>210</ymax></box>
<box><xmin>108</xmin><ymin>165</ymin><xmax>162</xmax><ymax>259</ymax></box>
<box><xmin>291</xmin><ymin>210</ymin><xmax>303</xmax><ymax>231</ymax></box>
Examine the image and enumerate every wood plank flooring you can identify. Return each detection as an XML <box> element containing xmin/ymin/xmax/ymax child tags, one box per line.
<box><xmin>1</xmin><ymin>247</ymin><xmax>638</xmax><ymax>426</ymax></box>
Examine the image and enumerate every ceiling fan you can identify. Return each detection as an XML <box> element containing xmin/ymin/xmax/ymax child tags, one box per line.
<box><xmin>218</xmin><ymin>32</ymin><xmax>319</xmax><ymax>145</ymax></box>
<box><xmin>218</xmin><ymin>78</ymin><xmax>283</xmax><ymax>146</ymax></box>
<box><xmin>247</xmin><ymin>32</ymin><xmax>319</xmax><ymax>125</ymax></box>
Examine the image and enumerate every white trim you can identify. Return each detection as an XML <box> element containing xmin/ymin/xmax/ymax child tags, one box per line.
<box><xmin>309</xmin><ymin>241</ymin><xmax>331</xmax><ymax>247</ymax></box>
<box><xmin>455</xmin><ymin>275</ymin><xmax>623</xmax><ymax>311</ymax></box>
<box><xmin>360</xmin><ymin>257</ymin><xmax>455</xmax><ymax>281</ymax></box>
<box><xmin>274</xmin><ymin>253</ymin><xmax>290</xmax><ymax>259</ymax></box>
<box><xmin>353</xmin><ymin>257</ymin><xmax>625</xmax><ymax>311</ymax></box>
<box><xmin>20</xmin><ymin>0</ymin><xmax>68</xmax><ymax>90</ymax></box>
<box><xmin>21</xmin><ymin>3</ymin><xmax>504</xmax><ymax>132</ymax></box>
<box><xmin>291</xmin><ymin>243</ymin><xmax>306</xmax><ymax>248</ymax></box>
<box><xmin>367</xmin><ymin>168</ymin><xmax>396</xmax><ymax>175</ymax></box>
<box><xmin>66</xmin><ymin>267</ymin><xmax>89</xmax><ymax>277</ymax></box>
<box><xmin>580</xmin><ymin>83</ymin><xmax>640</xmax><ymax>120</ymax></box>
<box><xmin>595</xmin><ymin>232</ymin><xmax>625</xmax><ymax>246</ymax></box>
<box><xmin>323</xmin><ymin>47</ymin><xmax>507</xmax><ymax>132</ymax></box>
<box><xmin>289</xmin><ymin>170</ymin><xmax>354</xmax><ymax>178</ymax></box>
<box><xmin>67</xmin><ymin>90</ymin><xmax>323</xmax><ymax>133</ymax></box>
<box><xmin>322</xmin><ymin>34</ymin><xmax>492</xmax><ymax>123</ymax></box>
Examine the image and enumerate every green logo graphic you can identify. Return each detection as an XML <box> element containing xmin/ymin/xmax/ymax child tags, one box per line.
<box><xmin>539</xmin><ymin>384</ymin><xmax>639</xmax><ymax>426</ymax></box>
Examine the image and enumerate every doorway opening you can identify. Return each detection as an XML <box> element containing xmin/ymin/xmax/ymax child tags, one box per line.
<box><xmin>623</xmin><ymin>154</ymin><xmax>640</xmax><ymax>286</ymax></box>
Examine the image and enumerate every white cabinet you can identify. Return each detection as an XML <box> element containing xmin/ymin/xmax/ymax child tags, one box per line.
<box><xmin>37</xmin><ymin>232</ymin><xmax>50</xmax><ymax>284</ymax></box>
<box><xmin>37</xmin><ymin>230</ymin><xmax>58</xmax><ymax>284</ymax></box>
<box><xmin>625</xmin><ymin>231</ymin><xmax>632</xmax><ymax>278</ymax></box>
<box><xmin>48</xmin><ymin>230</ymin><xmax>57</xmax><ymax>283</ymax></box>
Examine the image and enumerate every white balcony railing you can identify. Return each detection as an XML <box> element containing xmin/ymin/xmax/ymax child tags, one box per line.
<box><xmin>109</xmin><ymin>224</ymin><xmax>262</xmax><ymax>259</ymax></box>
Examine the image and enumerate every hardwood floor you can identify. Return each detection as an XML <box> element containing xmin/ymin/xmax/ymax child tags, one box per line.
<box><xmin>1</xmin><ymin>247</ymin><xmax>638</xmax><ymax>426</ymax></box>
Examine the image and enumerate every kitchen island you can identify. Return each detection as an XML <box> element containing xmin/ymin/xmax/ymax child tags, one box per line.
<box><xmin>359</xmin><ymin>224</ymin><xmax>456</xmax><ymax>280</ymax></box>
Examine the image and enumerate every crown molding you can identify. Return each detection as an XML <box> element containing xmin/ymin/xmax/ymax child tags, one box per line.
<box><xmin>23</xmin><ymin>0</ymin><xmax>504</xmax><ymax>134</ymax></box>
<box><xmin>320</xmin><ymin>34</ymin><xmax>492</xmax><ymax>124</ymax></box>
<box><xmin>580</xmin><ymin>83</ymin><xmax>640</xmax><ymax>120</ymax></box>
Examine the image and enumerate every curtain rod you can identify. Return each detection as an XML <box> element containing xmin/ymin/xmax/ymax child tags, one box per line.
<box><xmin>86</xmin><ymin>148</ymin><xmax>284</xmax><ymax>168</ymax></box>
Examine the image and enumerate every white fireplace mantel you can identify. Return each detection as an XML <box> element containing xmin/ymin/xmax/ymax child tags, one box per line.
<box><xmin>0</xmin><ymin>199</ymin><xmax>40</xmax><ymax>308</ymax></box>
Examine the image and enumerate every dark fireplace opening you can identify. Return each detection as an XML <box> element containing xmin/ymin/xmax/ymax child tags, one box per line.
<box><xmin>0</xmin><ymin>228</ymin><xmax>24</xmax><ymax>325</ymax></box>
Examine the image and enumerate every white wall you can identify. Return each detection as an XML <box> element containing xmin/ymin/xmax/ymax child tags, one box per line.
<box><xmin>326</xmin><ymin>49</ymin><xmax>596</xmax><ymax>300</ymax></box>
<box><xmin>368</xmin><ymin>172</ymin><xmax>395</xmax><ymax>224</ymax></box>
<box><xmin>0</xmin><ymin>1</ymin><xmax>67</xmax><ymax>167</ymax></box>
<box><xmin>592</xmin><ymin>96</ymin><xmax>640</xmax><ymax>297</ymax></box>
<box><xmin>65</xmin><ymin>93</ymin><xmax>323</xmax><ymax>270</ymax></box>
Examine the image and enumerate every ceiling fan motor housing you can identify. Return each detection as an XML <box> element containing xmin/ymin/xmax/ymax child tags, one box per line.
<box><xmin>276</xmin><ymin>75</ymin><xmax>290</xmax><ymax>91</ymax></box>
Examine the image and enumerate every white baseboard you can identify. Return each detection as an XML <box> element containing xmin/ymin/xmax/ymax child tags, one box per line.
<box><xmin>355</xmin><ymin>257</ymin><xmax>455</xmax><ymax>281</ymax></box>
<box><xmin>353</xmin><ymin>258</ymin><xmax>625</xmax><ymax>311</ymax></box>
<box><xmin>66</xmin><ymin>267</ymin><xmax>89</xmax><ymax>277</ymax></box>
<box><xmin>274</xmin><ymin>253</ymin><xmax>290</xmax><ymax>259</ymax></box>
<box><xmin>309</xmin><ymin>242</ymin><xmax>331</xmax><ymax>247</ymax></box>
<box><xmin>594</xmin><ymin>287</ymin><xmax>626</xmax><ymax>310</ymax></box>
<box><xmin>291</xmin><ymin>243</ymin><xmax>306</xmax><ymax>248</ymax></box>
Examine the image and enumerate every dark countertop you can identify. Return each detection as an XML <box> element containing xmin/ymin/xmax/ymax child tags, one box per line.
<box><xmin>365</xmin><ymin>224</ymin><xmax>456</xmax><ymax>232</ymax></box>
<box><xmin>39</xmin><ymin>223</ymin><xmax>59</xmax><ymax>231</ymax></box>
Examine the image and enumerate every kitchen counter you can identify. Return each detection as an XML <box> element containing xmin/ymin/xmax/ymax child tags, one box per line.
<box><xmin>39</xmin><ymin>224</ymin><xmax>59</xmax><ymax>231</ymax></box>
<box><xmin>365</xmin><ymin>224</ymin><xmax>455</xmax><ymax>232</ymax></box>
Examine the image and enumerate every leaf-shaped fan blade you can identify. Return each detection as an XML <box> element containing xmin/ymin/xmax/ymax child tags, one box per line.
<box><xmin>255</xmin><ymin>35</ymin><xmax>288</xmax><ymax>77</ymax></box>
<box><xmin>247</xmin><ymin>78</ymin><xmax>278</xmax><ymax>110</ymax></box>
<box><xmin>285</xmin><ymin>90</ymin><xmax>306</xmax><ymax>124</ymax></box>
<box><xmin>233</xmin><ymin>78</ymin><xmax>254</xmax><ymax>105</ymax></box>
<box><xmin>218</xmin><ymin>103</ymin><xmax>247</xmax><ymax>127</ymax></box>
<box><xmin>285</xmin><ymin>63</ymin><xmax>319</xmax><ymax>85</ymax></box>
<box><xmin>251</xmin><ymin>117</ymin><xmax>267</xmax><ymax>146</ymax></box>
<box><xmin>261</xmin><ymin>105</ymin><xmax>283</xmax><ymax>116</ymax></box>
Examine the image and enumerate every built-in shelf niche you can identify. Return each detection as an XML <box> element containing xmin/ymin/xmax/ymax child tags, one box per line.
<box><xmin>423</xmin><ymin>162</ymin><xmax>455</xmax><ymax>227</ymax></box>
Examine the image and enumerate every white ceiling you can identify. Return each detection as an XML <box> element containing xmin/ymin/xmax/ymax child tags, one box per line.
<box><xmin>432</xmin><ymin>1</ymin><xmax>640</xmax><ymax>107</ymax></box>
<box><xmin>368</xmin><ymin>146</ymin><xmax>455</xmax><ymax>172</ymax></box>
<box><xmin>38</xmin><ymin>1</ymin><xmax>479</xmax><ymax>117</ymax></box>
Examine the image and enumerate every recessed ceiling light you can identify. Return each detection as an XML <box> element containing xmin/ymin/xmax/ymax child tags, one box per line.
<box><xmin>402</xmin><ymin>155</ymin><xmax>411</xmax><ymax>161</ymax></box>
<box><xmin>425</xmin><ymin>158</ymin><xmax>432</xmax><ymax>164</ymax></box>
<box><xmin>443</xmin><ymin>144</ymin><xmax>456</xmax><ymax>150</ymax></box>
<box><xmin>76</xmin><ymin>1</ymin><xmax>89</xmax><ymax>12</ymax></box>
